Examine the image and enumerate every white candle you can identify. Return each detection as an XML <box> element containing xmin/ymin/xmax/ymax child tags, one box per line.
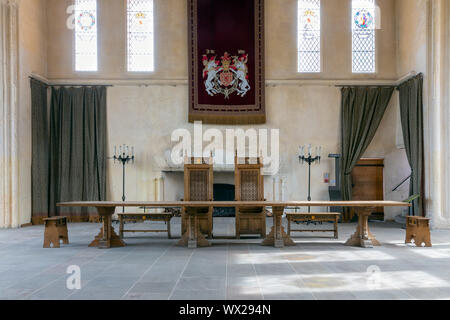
<box><xmin>273</xmin><ymin>178</ymin><xmax>276</xmax><ymax>201</ymax></box>
<box><xmin>114</xmin><ymin>146</ymin><xmax>116</xmax><ymax>157</ymax></box>
<box><xmin>279</xmin><ymin>178</ymin><xmax>283</xmax><ymax>201</ymax></box>
<box><xmin>308</xmin><ymin>144</ymin><xmax>312</xmax><ymax>156</ymax></box>
<box><xmin>119</xmin><ymin>145</ymin><xmax>122</xmax><ymax>155</ymax></box>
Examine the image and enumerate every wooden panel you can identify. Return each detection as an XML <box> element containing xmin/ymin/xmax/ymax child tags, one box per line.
<box><xmin>351</xmin><ymin>158</ymin><xmax>384</xmax><ymax>219</ymax></box>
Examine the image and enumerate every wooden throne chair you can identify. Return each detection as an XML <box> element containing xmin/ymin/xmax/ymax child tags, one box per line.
<box><xmin>181</xmin><ymin>156</ymin><xmax>214</xmax><ymax>240</ymax></box>
<box><xmin>235</xmin><ymin>155</ymin><xmax>266</xmax><ymax>239</ymax></box>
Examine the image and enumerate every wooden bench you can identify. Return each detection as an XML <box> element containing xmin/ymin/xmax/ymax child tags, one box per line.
<box><xmin>405</xmin><ymin>216</ymin><xmax>432</xmax><ymax>247</ymax></box>
<box><xmin>43</xmin><ymin>217</ymin><xmax>69</xmax><ymax>248</ymax></box>
<box><xmin>118</xmin><ymin>212</ymin><xmax>173</xmax><ymax>239</ymax></box>
<box><xmin>286</xmin><ymin>212</ymin><xmax>340</xmax><ymax>239</ymax></box>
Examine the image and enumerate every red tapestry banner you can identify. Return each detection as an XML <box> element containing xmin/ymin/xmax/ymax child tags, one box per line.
<box><xmin>188</xmin><ymin>0</ymin><xmax>265</xmax><ymax>124</ymax></box>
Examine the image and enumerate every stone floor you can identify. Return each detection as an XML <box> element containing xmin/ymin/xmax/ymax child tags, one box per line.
<box><xmin>1</xmin><ymin>217</ymin><xmax>450</xmax><ymax>300</ymax></box>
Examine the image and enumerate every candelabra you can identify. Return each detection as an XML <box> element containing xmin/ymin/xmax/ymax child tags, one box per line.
<box><xmin>112</xmin><ymin>145</ymin><xmax>135</xmax><ymax>213</ymax></box>
<box><xmin>299</xmin><ymin>144</ymin><xmax>322</xmax><ymax>213</ymax></box>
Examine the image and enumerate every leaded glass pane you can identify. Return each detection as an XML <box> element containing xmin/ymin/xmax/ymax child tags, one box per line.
<box><xmin>127</xmin><ymin>0</ymin><xmax>154</xmax><ymax>72</ymax></box>
<box><xmin>298</xmin><ymin>0</ymin><xmax>321</xmax><ymax>73</ymax></box>
<box><xmin>352</xmin><ymin>0</ymin><xmax>376</xmax><ymax>73</ymax></box>
<box><xmin>75</xmin><ymin>0</ymin><xmax>98</xmax><ymax>71</ymax></box>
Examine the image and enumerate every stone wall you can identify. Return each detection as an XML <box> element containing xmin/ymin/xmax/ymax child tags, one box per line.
<box><xmin>13</xmin><ymin>0</ymin><xmax>427</xmax><ymax>225</ymax></box>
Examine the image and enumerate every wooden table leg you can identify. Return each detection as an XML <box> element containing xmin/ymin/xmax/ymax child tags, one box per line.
<box><xmin>178</xmin><ymin>208</ymin><xmax>210</xmax><ymax>248</ymax></box>
<box><xmin>262</xmin><ymin>206</ymin><xmax>295</xmax><ymax>248</ymax></box>
<box><xmin>345</xmin><ymin>207</ymin><xmax>380</xmax><ymax>248</ymax></box>
<box><xmin>89</xmin><ymin>207</ymin><xmax>126</xmax><ymax>249</ymax></box>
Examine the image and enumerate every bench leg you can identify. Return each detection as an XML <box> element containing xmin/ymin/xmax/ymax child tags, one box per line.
<box><xmin>43</xmin><ymin>237</ymin><xmax>52</xmax><ymax>248</ymax></box>
<box><xmin>209</xmin><ymin>209</ymin><xmax>213</xmax><ymax>239</ymax></box>
<box><xmin>119</xmin><ymin>216</ymin><xmax>124</xmax><ymax>239</ymax></box>
<box><xmin>287</xmin><ymin>217</ymin><xmax>291</xmax><ymax>236</ymax></box>
<box><xmin>334</xmin><ymin>216</ymin><xmax>338</xmax><ymax>239</ymax></box>
<box><xmin>167</xmin><ymin>218</ymin><xmax>171</xmax><ymax>239</ymax></box>
<box><xmin>235</xmin><ymin>210</ymin><xmax>240</xmax><ymax>239</ymax></box>
<box><xmin>261</xmin><ymin>213</ymin><xmax>266</xmax><ymax>238</ymax></box>
<box><xmin>423</xmin><ymin>233</ymin><xmax>432</xmax><ymax>247</ymax></box>
<box><xmin>405</xmin><ymin>227</ymin><xmax>414</xmax><ymax>244</ymax></box>
<box><xmin>58</xmin><ymin>225</ymin><xmax>69</xmax><ymax>244</ymax></box>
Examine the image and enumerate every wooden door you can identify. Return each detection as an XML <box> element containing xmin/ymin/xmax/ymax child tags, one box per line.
<box><xmin>351</xmin><ymin>158</ymin><xmax>384</xmax><ymax>220</ymax></box>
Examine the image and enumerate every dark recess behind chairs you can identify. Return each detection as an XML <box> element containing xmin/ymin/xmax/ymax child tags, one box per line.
<box><xmin>214</xmin><ymin>184</ymin><xmax>235</xmax><ymax>217</ymax></box>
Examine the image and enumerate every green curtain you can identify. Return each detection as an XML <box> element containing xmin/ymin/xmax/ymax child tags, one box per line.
<box><xmin>340</xmin><ymin>87</ymin><xmax>395</xmax><ymax>205</ymax></box>
<box><xmin>399</xmin><ymin>74</ymin><xmax>424</xmax><ymax>216</ymax></box>
<box><xmin>31</xmin><ymin>79</ymin><xmax>49</xmax><ymax>224</ymax></box>
<box><xmin>49</xmin><ymin>86</ymin><xmax>107</xmax><ymax>221</ymax></box>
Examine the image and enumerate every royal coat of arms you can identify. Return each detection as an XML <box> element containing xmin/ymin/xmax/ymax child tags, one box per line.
<box><xmin>202</xmin><ymin>50</ymin><xmax>251</xmax><ymax>99</ymax></box>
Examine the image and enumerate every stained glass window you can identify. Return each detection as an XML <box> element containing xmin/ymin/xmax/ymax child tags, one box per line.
<box><xmin>298</xmin><ymin>0</ymin><xmax>321</xmax><ymax>73</ymax></box>
<box><xmin>75</xmin><ymin>0</ymin><xmax>98</xmax><ymax>72</ymax></box>
<box><xmin>352</xmin><ymin>0</ymin><xmax>376</xmax><ymax>73</ymax></box>
<box><xmin>127</xmin><ymin>0</ymin><xmax>154</xmax><ymax>72</ymax></box>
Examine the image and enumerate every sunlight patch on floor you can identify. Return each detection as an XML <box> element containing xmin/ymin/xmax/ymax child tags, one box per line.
<box><xmin>406</xmin><ymin>248</ymin><xmax>450</xmax><ymax>259</ymax></box>
<box><xmin>231</xmin><ymin>250</ymin><xmax>396</xmax><ymax>264</ymax></box>
<box><xmin>253</xmin><ymin>270</ymin><xmax>450</xmax><ymax>295</ymax></box>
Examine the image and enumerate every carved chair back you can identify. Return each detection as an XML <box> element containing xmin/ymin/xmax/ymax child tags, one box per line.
<box><xmin>184</xmin><ymin>157</ymin><xmax>213</xmax><ymax>202</ymax></box>
<box><xmin>235</xmin><ymin>156</ymin><xmax>264</xmax><ymax>202</ymax></box>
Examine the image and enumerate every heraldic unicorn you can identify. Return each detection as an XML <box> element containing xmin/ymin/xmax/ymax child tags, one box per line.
<box><xmin>202</xmin><ymin>50</ymin><xmax>251</xmax><ymax>99</ymax></box>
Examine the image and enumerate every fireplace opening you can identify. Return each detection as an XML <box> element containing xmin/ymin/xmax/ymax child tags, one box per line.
<box><xmin>213</xmin><ymin>184</ymin><xmax>235</xmax><ymax>217</ymax></box>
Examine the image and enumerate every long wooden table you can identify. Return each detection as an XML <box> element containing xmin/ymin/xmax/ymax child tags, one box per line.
<box><xmin>57</xmin><ymin>201</ymin><xmax>410</xmax><ymax>249</ymax></box>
